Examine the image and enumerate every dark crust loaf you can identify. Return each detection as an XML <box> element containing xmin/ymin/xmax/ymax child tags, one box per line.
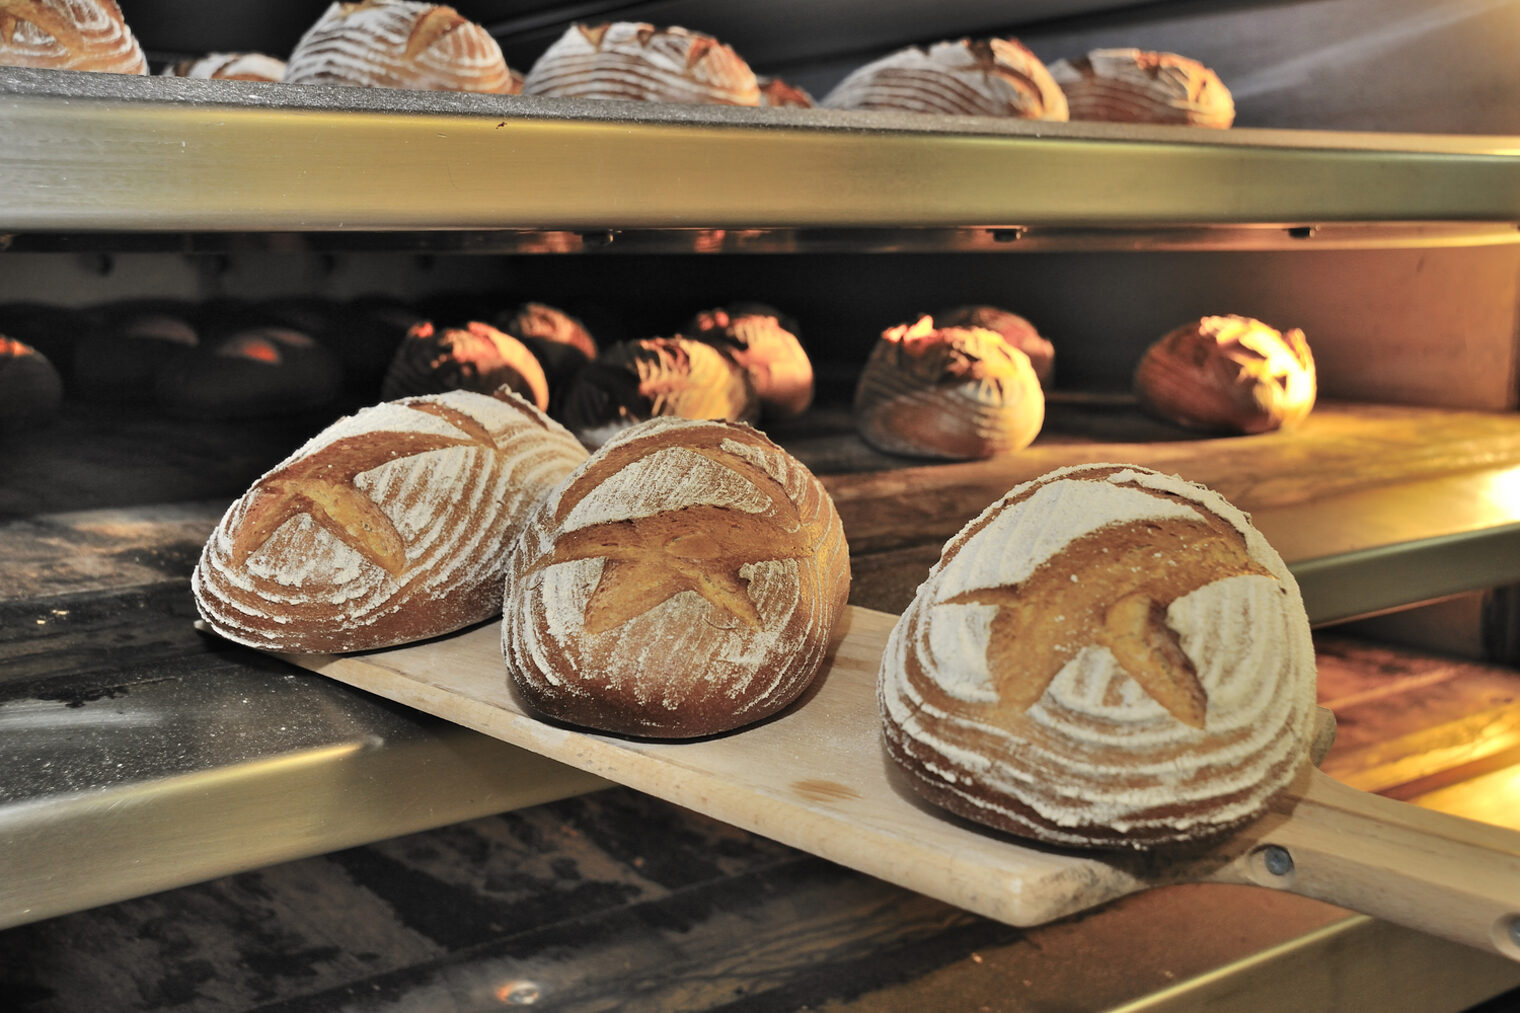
<box><xmin>558</xmin><ymin>336</ymin><xmax>759</xmax><ymax>447</ymax></box>
<box><xmin>381</xmin><ymin>320</ymin><xmax>550</xmax><ymax>411</ymax></box>
<box><xmin>878</xmin><ymin>463</ymin><xmax>1318</xmax><ymax>849</ymax></box>
<box><xmin>193</xmin><ymin>389</ymin><xmax>587</xmax><ymax>653</ymax></box>
<box><xmin>503</xmin><ymin>417</ymin><xmax>851</xmax><ymax>738</ymax></box>
<box><xmin>936</xmin><ymin>305</ymin><xmax>1055</xmax><ymax>387</ymax></box>
<box><xmin>0</xmin><ymin>336</ymin><xmax>64</xmax><ymax>429</ymax></box>
<box><xmin>686</xmin><ymin>303</ymin><xmax>814</xmax><ymax>418</ymax></box>
<box><xmin>155</xmin><ymin>326</ymin><xmax>343</xmax><ymax>420</ymax></box>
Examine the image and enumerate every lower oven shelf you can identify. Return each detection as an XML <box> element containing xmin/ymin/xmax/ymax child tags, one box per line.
<box><xmin>5</xmin><ymin>397</ymin><xmax>1520</xmax><ymax>1007</ymax></box>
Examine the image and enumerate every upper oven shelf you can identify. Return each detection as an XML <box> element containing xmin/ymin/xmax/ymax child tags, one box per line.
<box><xmin>3</xmin><ymin>67</ymin><xmax>1519</xmax><ymax>253</ymax></box>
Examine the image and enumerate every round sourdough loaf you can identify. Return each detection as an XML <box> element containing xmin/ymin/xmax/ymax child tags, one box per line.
<box><xmin>821</xmin><ymin>38</ymin><xmax>1066</xmax><ymax>120</ymax></box>
<box><xmin>1050</xmin><ymin>49</ymin><xmax>1234</xmax><ymax>128</ymax></box>
<box><xmin>687</xmin><ymin>303</ymin><xmax>814</xmax><ymax>419</ymax></box>
<box><xmin>936</xmin><ymin>304</ymin><xmax>1055</xmax><ymax>388</ymax></box>
<box><xmin>503</xmin><ymin>417</ymin><xmax>851</xmax><ymax>738</ymax></box>
<box><xmin>522</xmin><ymin>22</ymin><xmax>759</xmax><ymax>105</ymax></box>
<box><xmin>559</xmin><ymin>336</ymin><xmax>758</xmax><ymax>448</ymax></box>
<box><xmin>193</xmin><ymin>389</ymin><xmax>587</xmax><ymax>653</ymax></box>
<box><xmin>382</xmin><ymin>320</ymin><xmax>550</xmax><ymax>411</ymax></box>
<box><xmin>283</xmin><ymin>1</ymin><xmax>518</xmax><ymax>93</ymax></box>
<box><xmin>0</xmin><ymin>335</ymin><xmax>64</xmax><ymax>430</ymax></box>
<box><xmin>1134</xmin><ymin>315</ymin><xmax>1316</xmax><ymax>434</ymax></box>
<box><xmin>0</xmin><ymin>0</ymin><xmax>147</xmax><ymax>74</ymax></box>
<box><xmin>854</xmin><ymin>315</ymin><xmax>1045</xmax><ymax>460</ymax></box>
<box><xmin>879</xmin><ymin>463</ymin><xmax>1318</xmax><ymax>849</ymax></box>
<box><xmin>162</xmin><ymin>52</ymin><xmax>287</xmax><ymax>81</ymax></box>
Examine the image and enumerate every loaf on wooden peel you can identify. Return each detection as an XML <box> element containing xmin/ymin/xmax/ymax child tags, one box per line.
<box><xmin>854</xmin><ymin>315</ymin><xmax>1045</xmax><ymax>460</ymax></box>
<box><xmin>0</xmin><ymin>0</ymin><xmax>147</xmax><ymax>74</ymax></box>
<box><xmin>283</xmin><ymin>1</ymin><xmax>518</xmax><ymax>93</ymax></box>
<box><xmin>523</xmin><ymin>22</ymin><xmax>760</xmax><ymax>106</ymax></box>
<box><xmin>503</xmin><ymin>417</ymin><xmax>851</xmax><ymax>738</ymax></box>
<box><xmin>879</xmin><ymin>463</ymin><xmax>1318</xmax><ymax>848</ymax></box>
<box><xmin>194</xmin><ymin>390</ymin><xmax>588</xmax><ymax>653</ymax></box>
<box><xmin>822</xmin><ymin>38</ymin><xmax>1067</xmax><ymax>120</ymax></box>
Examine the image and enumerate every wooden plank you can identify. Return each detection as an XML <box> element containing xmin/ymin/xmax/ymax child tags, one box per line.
<box><xmin>274</xmin><ymin>606</ymin><xmax>1520</xmax><ymax>959</ymax></box>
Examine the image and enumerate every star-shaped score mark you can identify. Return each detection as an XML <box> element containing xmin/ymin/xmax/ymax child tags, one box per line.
<box><xmin>941</xmin><ymin>516</ymin><xmax>1273</xmax><ymax>728</ymax></box>
<box><xmin>531</xmin><ymin>504</ymin><xmax>815</xmax><ymax>636</ymax></box>
<box><xmin>230</xmin><ymin>405</ymin><xmax>497</xmax><ymax>579</ymax></box>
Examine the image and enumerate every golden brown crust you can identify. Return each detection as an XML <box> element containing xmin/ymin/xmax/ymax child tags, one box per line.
<box><xmin>1134</xmin><ymin>315</ymin><xmax>1316</xmax><ymax>434</ymax></box>
<box><xmin>821</xmin><ymin>37</ymin><xmax>1066</xmax><ymax>120</ymax></box>
<box><xmin>854</xmin><ymin>315</ymin><xmax>1045</xmax><ymax>460</ymax></box>
<box><xmin>687</xmin><ymin>303</ymin><xmax>814</xmax><ymax>418</ymax></box>
<box><xmin>522</xmin><ymin>21</ymin><xmax>759</xmax><ymax>106</ymax></box>
<box><xmin>1</xmin><ymin>0</ymin><xmax>147</xmax><ymax>74</ymax></box>
<box><xmin>382</xmin><ymin>320</ymin><xmax>550</xmax><ymax>411</ymax></box>
<box><xmin>1050</xmin><ymin>49</ymin><xmax>1234</xmax><ymax>128</ymax></box>
<box><xmin>503</xmin><ymin>417</ymin><xmax>850</xmax><ymax>738</ymax></box>
<box><xmin>936</xmin><ymin>305</ymin><xmax>1054</xmax><ymax>387</ymax></box>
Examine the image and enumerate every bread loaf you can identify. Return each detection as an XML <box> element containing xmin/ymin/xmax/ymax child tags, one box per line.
<box><xmin>382</xmin><ymin>320</ymin><xmax>550</xmax><ymax>411</ymax></box>
<box><xmin>0</xmin><ymin>335</ymin><xmax>63</xmax><ymax>430</ymax></box>
<box><xmin>559</xmin><ymin>336</ymin><xmax>759</xmax><ymax>448</ymax></box>
<box><xmin>73</xmin><ymin>304</ymin><xmax>198</xmax><ymax>402</ymax></box>
<box><xmin>821</xmin><ymin>38</ymin><xmax>1067</xmax><ymax>120</ymax></box>
<box><xmin>1050</xmin><ymin>49</ymin><xmax>1234</xmax><ymax>128</ymax></box>
<box><xmin>687</xmin><ymin>303</ymin><xmax>813</xmax><ymax>418</ymax></box>
<box><xmin>757</xmin><ymin>75</ymin><xmax>813</xmax><ymax>108</ymax></box>
<box><xmin>936</xmin><ymin>305</ymin><xmax>1054</xmax><ymax>388</ymax></box>
<box><xmin>1134</xmin><ymin>315</ymin><xmax>1316</xmax><ymax>434</ymax></box>
<box><xmin>879</xmin><ymin>463</ymin><xmax>1318</xmax><ymax>849</ymax></box>
<box><xmin>503</xmin><ymin>417</ymin><xmax>850</xmax><ymax>738</ymax></box>
<box><xmin>522</xmin><ymin>22</ymin><xmax>760</xmax><ymax>106</ymax></box>
<box><xmin>0</xmin><ymin>0</ymin><xmax>146</xmax><ymax>74</ymax></box>
<box><xmin>161</xmin><ymin>52</ymin><xmax>287</xmax><ymax>81</ymax></box>
<box><xmin>854</xmin><ymin>315</ymin><xmax>1044</xmax><ymax>460</ymax></box>
<box><xmin>194</xmin><ymin>389</ymin><xmax>588</xmax><ymax>653</ymax></box>
<box><xmin>284</xmin><ymin>1</ymin><xmax>518</xmax><ymax>93</ymax></box>
<box><xmin>155</xmin><ymin>326</ymin><xmax>343</xmax><ymax>420</ymax></box>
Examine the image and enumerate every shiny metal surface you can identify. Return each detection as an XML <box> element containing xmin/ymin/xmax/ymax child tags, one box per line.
<box><xmin>2</xmin><ymin>69</ymin><xmax>1518</xmax><ymax>239</ymax></box>
<box><xmin>0</xmin><ymin>662</ymin><xmax>609</xmax><ymax>929</ymax></box>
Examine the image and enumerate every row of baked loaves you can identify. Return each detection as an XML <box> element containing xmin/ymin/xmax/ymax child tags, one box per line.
<box><xmin>0</xmin><ymin>1</ymin><xmax>1236</xmax><ymax>127</ymax></box>
<box><xmin>194</xmin><ymin>390</ymin><xmax>1318</xmax><ymax>851</ymax></box>
<box><xmin>0</xmin><ymin>295</ymin><xmax>1317</xmax><ymax>448</ymax></box>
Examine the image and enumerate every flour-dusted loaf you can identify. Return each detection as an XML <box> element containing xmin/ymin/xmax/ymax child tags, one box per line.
<box><xmin>522</xmin><ymin>21</ymin><xmax>760</xmax><ymax>106</ymax></box>
<box><xmin>382</xmin><ymin>320</ymin><xmax>550</xmax><ymax>411</ymax></box>
<box><xmin>162</xmin><ymin>52</ymin><xmax>287</xmax><ymax>82</ymax></box>
<box><xmin>880</xmin><ymin>463</ymin><xmax>1318</xmax><ymax>849</ymax></box>
<box><xmin>1134</xmin><ymin>315</ymin><xmax>1316</xmax><ymax>434</ymax></box>
<box><xmin>0</xmin><ymin>335</ymin><xmax>63</xmax><ymax>430</ymax></box>
<box><xmin>194</xmin><ymin>389</ymin><xmax>588</xmax><ymax>653</ymax></box>
<box><xmin>1050</xmin><ymin>49</ymin><xmax>1234</xmax><ymax>128</ymax></box>
<box><xmin>284</xmin><ymin>0</ymin><xmax>518</xmax><ymax>93</ymax></box>
<box><xmin>937</xmin><ymin>304</ymin><xmax>1055</xmax><ymax>388</ymax></box>
<box><xmin>821</xmin><ymin>37</ymin><xmax>1067</xmax><ymax>120</ymax></box>
<box><xmin>559</xmin><ymin>336</ymin><xmax>759</xmax><ymax>448</ymax></box>
<box><xmin>687</xmin><ymin>302</ymin><xmax>813</xmax><ymax>419</ymax></box>
<box><xmin>854</xmin><ymin>315</ymin><xmax>1045</xmax><ymax>460</ymax></box>
<box><xmin>0</xmin><ymin>0</ymin><xmax>146</xmax><ymax>74</ymax></box>
<box><xmin>503</xmin><ymin>417</ymin><xmax>850</xmax><ymax>738</ymax></box>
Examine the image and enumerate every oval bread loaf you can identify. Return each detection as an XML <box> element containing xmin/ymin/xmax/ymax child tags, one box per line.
<box><xmin>822</xmin><ymin>38</ymin><xmax>1066</xmax><ymax>120</ymax></box>
<box><xmin>523</xmin><ymin>21</ymin><xmax>759</xmax><ymax>106</ymax></box>
<box><xmin>1049</xmin><ymin>49</ymin><xmax>1234</xmax><ymax>128</ymax></box>
<box><xmin>503</xmin><ymin>417</ymin><xmax>850</xmax><ymax>738</ymax></box>
<box><xmin>879</xmin><ymin>463</ymin><xmax>1318</xmax><ymax>849</ymax></box>
<box><xmin>854</xmin><ymin>315</ymin><xmax>1045</xmax><ymax>460</ymax></box>
<box><xmin>284</xmin><ymin>0</ymin><xmax>518</xmax><ymax>93</ymax></box>
<box><xmin>0</xmin><ymin>0</ymin><xmax>147</xmax><ymax>74</ymax></box>
<box><xmin>194</xmin><ymin>389</ymin><xmax>588</xmax><ymax>653</ymax></box>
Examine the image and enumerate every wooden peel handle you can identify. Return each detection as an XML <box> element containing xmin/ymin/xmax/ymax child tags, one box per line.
<box><xmin>1215</xmin><ymin>767</ymin><xmax>1520</xmax><ymax>961</ymax></box>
